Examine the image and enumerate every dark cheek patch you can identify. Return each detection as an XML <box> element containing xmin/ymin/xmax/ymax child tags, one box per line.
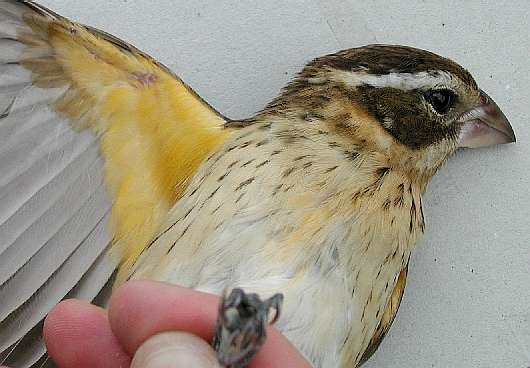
<box><xmin>356</xmin><ymin>86</ymin><xmax>456</xmax><ymax>149</ymax></box>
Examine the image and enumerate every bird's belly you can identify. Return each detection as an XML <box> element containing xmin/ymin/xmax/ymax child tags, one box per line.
<box><xmin>133</xmin><ymin>217</ymin><xmax>408</xmax><ymax>368</ymax></box>
<box><xmin>129</xmin><ymin>139</ymin><xmax>420</xmax><ymax>367</ymax></box>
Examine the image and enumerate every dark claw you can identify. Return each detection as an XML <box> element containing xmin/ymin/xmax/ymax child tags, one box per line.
<box><xmin>212</xmin><ymin>288</ymin><xmax>284</xmax><ymax>368</ymax></box>
<box><xmin>263</xmin><ymin>293</ymin><xmax>283</xmax><ymax>325</ymax></box>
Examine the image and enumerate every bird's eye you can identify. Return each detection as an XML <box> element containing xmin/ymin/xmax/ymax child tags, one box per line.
<box><xmin>425</xmin><ymin>89</ymin><xmax>456</xmax><ymax>114</ymax></box>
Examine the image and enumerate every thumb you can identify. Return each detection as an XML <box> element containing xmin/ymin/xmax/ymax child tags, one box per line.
<box><xmin>131</xmin><ymin>331</ymin><xmax>221</xmax><ymax>368</ymax></box>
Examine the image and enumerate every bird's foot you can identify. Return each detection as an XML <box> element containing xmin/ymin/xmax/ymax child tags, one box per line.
<box><xmin>212</xmin><ymin>288</ymin><xmax>284</xmax><ymax>368</ymax></box>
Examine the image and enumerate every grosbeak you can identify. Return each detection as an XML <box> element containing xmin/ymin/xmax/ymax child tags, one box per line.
<box><xmin>0</xmin><ymin>1</ymin><xmax>515</xmax><ymax>367</ymax></box>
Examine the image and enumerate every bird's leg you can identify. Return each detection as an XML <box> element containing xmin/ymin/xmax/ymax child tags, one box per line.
<box><xmin>212</xmin><ymin>288</ymin><xmax>284</xmax><ymax>368</ymax></box>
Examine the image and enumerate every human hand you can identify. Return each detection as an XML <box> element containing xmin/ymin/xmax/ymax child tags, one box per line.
<box><xmin>40</xmin><ymin>281</ymin><xmax>311</xmax><ymax>368</ymax></box>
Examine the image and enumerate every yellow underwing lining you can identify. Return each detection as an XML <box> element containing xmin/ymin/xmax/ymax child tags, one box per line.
<box><xmin>21</xmin><ymin>11</ymin><xmax>232</xmax><ymax>282</ymax></box>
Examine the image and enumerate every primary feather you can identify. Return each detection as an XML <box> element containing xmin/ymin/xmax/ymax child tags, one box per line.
<box><xmin>0</xmin><ymin>0</ymin><xmax>230</xmax><ymax>365</ymax></box>
<box><xmin>0</xmin><ymin>2</ymin><xmax>415</xmax><ymax>366</ymax></box>
<box><xmin>1</xmin><ymin>2</ymin><xmax>510</xmax><ymax>368</ymax></box>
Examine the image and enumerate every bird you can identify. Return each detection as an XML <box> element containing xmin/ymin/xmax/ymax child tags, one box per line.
<box><xmin>0</xmin><ymin>1</ymin><xmax>516</xmax><ymax>367</ymax></box>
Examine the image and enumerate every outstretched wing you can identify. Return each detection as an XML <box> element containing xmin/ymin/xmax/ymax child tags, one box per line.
<box><xmin>0</xmin><ymin>1</ymin><xmax>231</xmax><ymax>366</ymax></box>
<box><xmin>359</xmin><ymin>267</ymin><xmax>409</xmax><ymax>366</ymax></box>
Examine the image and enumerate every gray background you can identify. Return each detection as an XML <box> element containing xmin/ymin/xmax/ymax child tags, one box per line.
<box><xmin>39</xmin><ymin>1</ymin><xmax>530</xmax><ymax>367</ymax></box>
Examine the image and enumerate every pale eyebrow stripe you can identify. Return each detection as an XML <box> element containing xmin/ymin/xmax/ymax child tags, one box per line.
<box><xmin>328</xmin><ymin>69</ymin><xmax>454</xmax><ymax>91</ymax></box>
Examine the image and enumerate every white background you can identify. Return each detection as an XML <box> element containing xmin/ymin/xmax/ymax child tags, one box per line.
<box><xmin>40</xmin><ymin>1</ymin><xmax>530</xmax><ymax>367</ymax></box>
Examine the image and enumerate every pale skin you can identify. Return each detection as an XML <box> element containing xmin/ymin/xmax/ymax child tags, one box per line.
<box><xmin>0</xmin><ymin>4</ymin><xmax>517</xmax><ymax>367</ymax></box>
<box><xmin>12</xmin><ymin>281</ymin><xmax>310</xmax><ymax>368</ymax></box>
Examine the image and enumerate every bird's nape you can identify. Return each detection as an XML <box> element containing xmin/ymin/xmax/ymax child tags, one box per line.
<box><xmin>0</xmin><ymin>2</ymin><xmax>518</xmax><ymax>368</ymax></box>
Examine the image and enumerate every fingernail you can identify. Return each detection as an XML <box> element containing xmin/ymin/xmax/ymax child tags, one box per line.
<box><xmin>131</xmin><ymin>331</ymin><xmax>221</xmax><ymax>368</ymax></box>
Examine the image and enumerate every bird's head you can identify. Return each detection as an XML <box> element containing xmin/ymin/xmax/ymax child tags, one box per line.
<box><xmin>262</xmin><ymin>45</ymin><xmax>515</xmax><ymax>182</ymax></box>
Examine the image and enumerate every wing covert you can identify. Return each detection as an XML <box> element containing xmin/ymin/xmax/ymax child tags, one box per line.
<box><xmin>359</xmin><ymin>267</ymin><xmax>409</xmax><ymax>366</ymax></box>
<box><xmin>0</xmin><ymin>1</ymin><xmax>231</xmax><ymax>365</ymax></box>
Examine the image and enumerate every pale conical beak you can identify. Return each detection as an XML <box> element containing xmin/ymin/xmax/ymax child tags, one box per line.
<box><xmin>457</xmin><ymin>90</ymin><xmax>516</xmax><ymax>148</ymax></box>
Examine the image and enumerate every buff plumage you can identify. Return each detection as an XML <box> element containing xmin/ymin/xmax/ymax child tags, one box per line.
<box><xmin>0</xmin><ymin>1</ymin><xmax>514</xmax><ymax>367</ymax></box>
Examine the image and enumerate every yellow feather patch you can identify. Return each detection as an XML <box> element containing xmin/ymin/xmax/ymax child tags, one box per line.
<box><xmin>20</xmin><ymin>14</ymin><xmax>232</xmax><ymax>282</ymax></box>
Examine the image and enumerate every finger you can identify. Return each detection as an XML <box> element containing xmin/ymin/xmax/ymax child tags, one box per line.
<box><xmin>250</xmin><ymin>328</ymin><xmax>312</xmax><ymax>368</ymax></box>
<box><xmin>44</xmin><ymin>299</ymin><xmax>131</xmax><ymax>368</ymax></box>
<box><xmin>108</xmin><ymin>280</ymin><xmax>218</xmax><ymax>354</ymax></box>
<box><xmin>109</xmin><ymin>280</ymin><xmax>311</xmax><ymax>368</ymax></box>
<box><xmin>131</xmin><ymin>331</ymin><xmax>221</xmax><ymax>368</ymax></box>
